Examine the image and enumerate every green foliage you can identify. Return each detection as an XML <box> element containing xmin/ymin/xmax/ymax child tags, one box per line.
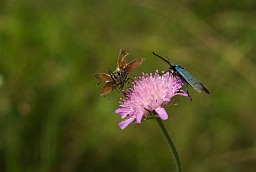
<box><xmin>0</xmin><ymin>0</ymin><xmax>256</xmax><ymax>171</ymax></box>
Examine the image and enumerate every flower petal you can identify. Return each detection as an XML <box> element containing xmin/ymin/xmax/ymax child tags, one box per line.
<box><xmin>155</xmin><ymin>107</ymin><xmax>168</xmax><ymax>120</ymax></box>
<box><xmin>118</xmin><ymin>117</ymin><xmax>135</xmax><ymax>130</ymax></box>
<box><xmin>115</xmin><ymin>108</ymin><xmax>129</xmax><ymax>119</ymax></box>
<box><xmin>136</xmin><ymin>112</ymin><xmax>143</xmax><ymax>123</ymax></box>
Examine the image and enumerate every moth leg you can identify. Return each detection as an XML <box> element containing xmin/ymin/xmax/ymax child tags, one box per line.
<box><xmin>159</xmin><ymin>69</ymin><xmax>170</xmax><ymax>75</ymax></box>
<box><xmin>115</xmin><ymin>83</ymin><xmax>126</xmax><ymax>96</ymax></box>
<box><xmin>115</xmin><ymin>86</ymin><xmax>123</xmax><ymax>94</ymax></box>
<box><xmin>126</xmin><ymin>77</ymin><xmax>134</xmax><ymax>84</ymax></box>
<box><xmin>186</xmin><ymin>84</ymin><xmax>193</xmax><ymax>101</ymax></box>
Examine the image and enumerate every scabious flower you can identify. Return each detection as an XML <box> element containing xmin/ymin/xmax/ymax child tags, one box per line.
<box><xmin>115</xmin><ymin>70</ymin><xmax>189</xmax><ymax>129</ymax></box>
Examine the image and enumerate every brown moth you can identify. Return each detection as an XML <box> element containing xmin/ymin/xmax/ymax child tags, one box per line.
<box><xmin>95</xmin><ymin>48</ymin><xmax>144</xmax><ymax>96</ymax></box>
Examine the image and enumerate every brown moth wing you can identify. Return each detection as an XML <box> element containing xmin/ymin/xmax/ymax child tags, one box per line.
<box><xmin>100</xmin><ymin>81</ymin><xmax>117</xmax><ymax>96</ymax></box>
<box><xmin>124</xmin><ymin>58</ymin><xmax>144</xmax><ymax>74</ymax></box>
<box><xmin>117</xmin><ymin>48</ymin><xmax>129</xmax><ymax>69</ymax></box>
<box><xmin>94</xmin><ymin>73</ymin><xmax>111</xmax><ymax>84</ymax></box>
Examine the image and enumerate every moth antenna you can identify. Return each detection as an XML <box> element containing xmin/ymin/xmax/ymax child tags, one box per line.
<box><xmin>152</xmin><ymin>52</ymin><xmax>173</xmax><ymax>66</ymax></box>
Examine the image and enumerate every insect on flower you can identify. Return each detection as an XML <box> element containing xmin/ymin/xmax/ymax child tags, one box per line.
<box><xmin>152</xmin><ymin>52</ymin><xmax>210</xmax><ymax>96</ymax></box>
<box><xmin>95</xmin><ymin>48</ymin><xmax>144</xmax><ymax>96</ymax></box>
<box><xmin>115</xmin><ymin>70</ymin><xmax>189</xmax><ymax>129</ymax></box>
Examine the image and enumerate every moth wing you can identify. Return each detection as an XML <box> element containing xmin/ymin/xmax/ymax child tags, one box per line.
<box><xmin>117</xmin><ymin>48</ymin><xmax>129</xmax><ymax>68</ymax></box>
<box><xmin>176</xmin><ymin>67</ymin><xmax>209</xmax><ymax>94</ymax></box>
<box><xmin>94</xmin><ymin>73</ymin><xmax>111</xmax><ymax>84</ymax></box>
<box><xmin>125</xmin><ymin>58</ymin><xmax>144</xmax><ymax>74</ymax></box>
<box><xmin>100</xmin><ymin>81</ymin><xmax>117</xmax><ymax>96</ymax></box>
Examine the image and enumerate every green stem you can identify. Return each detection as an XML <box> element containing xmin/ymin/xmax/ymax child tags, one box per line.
<box><xmin>156</xmin><ymin>117</ymin><xmax>183</xmax><ymax>172</ymax></box>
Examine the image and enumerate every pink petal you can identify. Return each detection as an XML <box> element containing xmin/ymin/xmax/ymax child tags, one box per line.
<box><xmin>136</xmin><ymin>112</ymin><xmax>143</xmax><ymax>123</ymax></box>
<box><xmin>155</xmin><ymin>107</ymin><xmax>168</xmax><ymax>120</ymax></box>
<box><xmin>115</xmin><ymin>108</ymin><xmax>129</xmax><ymax>119</ymax></box>
<box><xmin>163</xmin><ymin>98</ymin><xmax>170</xmax><ymax>102</ymax></box>
<box><xmin>118</xmin><ymin>117</ymin><xmax>135</xmax><ymax>130</ymax></box>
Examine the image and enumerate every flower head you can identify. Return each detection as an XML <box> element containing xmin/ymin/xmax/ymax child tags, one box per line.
<box><xmin>115</xmin><ymin>70</ymin><xmax>189</xmax><ymax>129</ymax></box>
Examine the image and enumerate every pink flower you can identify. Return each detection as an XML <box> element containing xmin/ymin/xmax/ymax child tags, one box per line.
<box><xmin>115</xmin><ymin>70</ymin><xmax>189</xmax><ymax>129</ymax></box>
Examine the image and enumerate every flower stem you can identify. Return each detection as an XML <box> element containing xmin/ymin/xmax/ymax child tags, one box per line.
<box><xmin>156</xmin><ymin>117</ymin><xmax>182</xmax><ymax>172</ymax></box>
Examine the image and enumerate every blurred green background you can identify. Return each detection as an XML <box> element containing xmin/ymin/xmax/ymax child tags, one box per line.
<box><xmin>0</xmin><ymin>0</ymin><xmax>256</xmax><ymax>171</ymax></box>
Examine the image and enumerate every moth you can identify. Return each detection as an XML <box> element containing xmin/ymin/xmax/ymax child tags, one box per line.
<box><xmin>152</xmin><ymin>52</ymin><xmax>209</xmax><ymax>96</ymax></box>
<box><xmin>95</xmin><ymin>48</ymin><xmax>144</xmax><ymax>96</ymax></box>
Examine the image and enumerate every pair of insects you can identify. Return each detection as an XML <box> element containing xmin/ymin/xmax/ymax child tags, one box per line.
<box><xmin>95</xmin><ymin>48</ymin><xmax>209</xmax><ymax>97</ymax></box>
